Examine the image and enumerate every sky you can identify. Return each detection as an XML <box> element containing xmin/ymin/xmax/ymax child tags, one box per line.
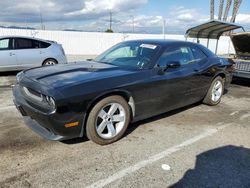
<box><xmin>0</xmin><ymin>0</ymin><xmax>249</xmax><ymax>34</ymax></box>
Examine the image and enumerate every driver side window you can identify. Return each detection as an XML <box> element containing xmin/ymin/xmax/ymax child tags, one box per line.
<box><xmin>158</xmin><ymin>46</ymin><xmax>194</xmax><ymax>67</ymax></box>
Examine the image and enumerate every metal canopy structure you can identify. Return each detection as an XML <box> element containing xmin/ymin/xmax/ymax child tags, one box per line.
<box><xmin>185</xmin><ymin>20</ymin><xmax>245</xmax><ymax>54</ymax></box>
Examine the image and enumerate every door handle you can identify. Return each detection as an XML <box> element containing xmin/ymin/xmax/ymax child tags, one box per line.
<box><xmin>9</xmin><ymin>52</ymin><xmax>15</xmax><ymax>56</ymax></box>
<box><xmin>194</xmin><ymin>69</ymin><xmax>199</xmax><ymax>72</ymax></box>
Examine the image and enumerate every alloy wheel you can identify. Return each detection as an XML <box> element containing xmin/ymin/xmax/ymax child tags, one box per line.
<box><xmin>211</xmin><ymin>80</ymin><xmax>223</xmax><ymax>102</ymax></box>
<box><xmin>95</xmin><ymin>102</ymin><xmax>126</xmax><ymax>139</ymax></box>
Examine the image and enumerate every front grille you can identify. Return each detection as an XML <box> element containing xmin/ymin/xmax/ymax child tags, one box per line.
<box><xmin>235</xmin><ymin>61</ymin><xmax>250</xmax><ymax>72</ymax></box>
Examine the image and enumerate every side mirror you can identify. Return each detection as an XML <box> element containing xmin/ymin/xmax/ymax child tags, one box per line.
<box><xmin>157</xmin><ymin>61</ymin><xmax>181</xmax><ymax>75</ymax></box>
<box><xmin>166</xmin><ymin>61</ymin><xmax>181</xmax><ymax>69</ymax></box>
<box><xmin>86</xmin><ymin>58</ymin><xmax>93</xmax><ymax>61</ymax></box>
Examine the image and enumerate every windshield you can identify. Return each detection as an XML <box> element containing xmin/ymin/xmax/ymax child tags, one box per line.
<box><xmin>94</xmin><ymin>41</ymin><xmax>160</xmax><ymax>69</ymax></box>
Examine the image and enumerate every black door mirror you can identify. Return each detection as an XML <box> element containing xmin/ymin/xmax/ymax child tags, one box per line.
<box><xmin>86</xmin><ymin>58</ymin><xmax>93</xmax><ymax>61</ymax></box>
<box><xmin>166</xmin><ymin>61</ymin><xmax>181</xmax><ymax>69</ymax></box>
<box><xmin>157</xmin><ymin>61</ymin><xmax>181</xmax><ymax>75</ymax></box>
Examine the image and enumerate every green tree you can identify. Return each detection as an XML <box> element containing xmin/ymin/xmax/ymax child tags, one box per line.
<box><xmin>105</xmin><ymin>29</ymin><xmax>113</xmax><ymax>33</ymax></box>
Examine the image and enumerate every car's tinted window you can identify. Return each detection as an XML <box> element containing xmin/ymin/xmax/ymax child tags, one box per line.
<box><xmin>14</xmin><ymin>38</ymin><xmax>51</xmax><ymax>49</ymax></box>
<box><xmin>15</xmin><ymin>38</ymin><xmax>33</xmax><ymax>49</ymax></box>
<box><xmin>191</xmin><ymin>47</ymin><xmax>207</xmax><ymax>62</ymax></box>
<box><xmin>39</xmin><ymin>41</ymin><xmax>51</xmax><ymax>48</ymax></box>
<box><xmin>33</xmin><ymin>40</ymin><xmax>40</xmax><ymax>48</ymax></box>
<box><xmin>158</xmin><ymin>46</ymin><xmax>194</xmax><ymax>67</ymax></box>
<box><xmin>0</xmin><ymin>39</ymin><xmax>10</xmax><ymax>50</ymax></box>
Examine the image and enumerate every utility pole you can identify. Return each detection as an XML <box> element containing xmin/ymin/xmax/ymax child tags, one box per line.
<box><xmin>130</xmin><ymin>15</ymin><xmax>135</xmax><ymax>33</ymax></box>
<box><xmin>162</xmin><ymin>18</ymin><xmax>166</xmax><ymax>39</ymax></box>
<box><xmin>40</xmin><ymin>12</ymin><xmax>45</xmax><ymax>30</ymax></box>
<box><xmin>109</xmin><ymin>11</ymin><xmax>112</xmax><ymax>31</ymax></box>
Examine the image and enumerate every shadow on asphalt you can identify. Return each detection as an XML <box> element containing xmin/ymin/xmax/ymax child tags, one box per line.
<box><xmin>0</xmin><ymin>71</ymin><xmax>20</xmax><ymax>76</ymax></box>
<box><xmin>61</xmin><ymin>136</ymin><xmax>89</xmax><ymax>144</ymax></box>
<box><xmin>170</xmin><ymin>145</ymin><xmax>250</xmax><ymax>188</ymax></box>
<box><xmin>232</xmin><ymin>77</ymin><xmax>250</xmax><ymax>87</ymax></box>
<box><xmin>61</xmin><ymin>102</ymin><xmax>200</xmax><ymax>145</ymax></box>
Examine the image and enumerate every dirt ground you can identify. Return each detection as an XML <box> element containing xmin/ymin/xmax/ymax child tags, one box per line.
<box><xmin>0</xmin><ymin>76</ymin><xmax>249</xmax><ymax>188</ymax></box>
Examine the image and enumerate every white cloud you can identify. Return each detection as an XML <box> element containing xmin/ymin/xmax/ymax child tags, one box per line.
<box><xmin>156</xmin><ymin>7</ymin><xmax>209</xmax><ymax>33</ymax></box>
<box><xmin>0</xmin><ymin>2</ymin><xmax>226</xmax><ymax>34</ymax></box>
<box><xmin>235</xmin><ymin>14</ymin><xmax>250</xmax><ymax>24</ymax></box>
<box><xmin>66</xmin><ymin>0</ymin><xmax>147</xmax><ymax>16</ymax></box>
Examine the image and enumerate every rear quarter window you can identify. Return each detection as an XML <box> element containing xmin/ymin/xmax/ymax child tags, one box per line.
<box><xmin>39</xmin><ymin>41</ymin><xmax>51</xmax><ymax>48</ymax></box>
<box><xmin>191</xmin><ymin>47</ymin><xmax>207</xmax><ymax>62</ymax></box>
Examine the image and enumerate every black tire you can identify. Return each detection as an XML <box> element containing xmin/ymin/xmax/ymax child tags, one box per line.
<box><xmin>203</xmin><ymin>76</ymin><xmax>224</xmax><ymax>106</ymax></box>
<box><xmin>42</xmin><ymin>58</ymin><xmax>58</xmax><ymax>66</ymax></box>
<box><xmin>86</xmin><ymin>95</ymin><xmax>130</xmax><ymax>145</ymax></box>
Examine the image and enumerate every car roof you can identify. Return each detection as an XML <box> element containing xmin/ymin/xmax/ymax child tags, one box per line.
<box><xmin>0</xmin><ymin>35</ymin><xmax>54</xmax><ymax>44</ymax></box>
<box><xmin>123</xmin><ymin>39</ymin><xmax>196</xmax><ymax>47</ymax></box>
<box><xmin>123</xmin><ymin>39</ymin><xmax>215</xmax><ymax>57</ymax></box>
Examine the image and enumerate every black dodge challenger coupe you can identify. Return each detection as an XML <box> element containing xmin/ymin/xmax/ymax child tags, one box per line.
<box><xmin>13</xmin><ymin>40</ymin><xmax>233</xmax><ymax>145</ymax></box>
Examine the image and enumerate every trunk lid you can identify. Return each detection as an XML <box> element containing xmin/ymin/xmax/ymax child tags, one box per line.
<box><xmin>230</xmin><ymin>32</ymin><xmax>250</xmax><ymax>58</ymax></box>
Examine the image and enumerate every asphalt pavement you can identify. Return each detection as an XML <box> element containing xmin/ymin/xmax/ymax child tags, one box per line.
<box><xmin>0</xmin><ymin>78</ymin><xmax>249</xmax><ymax>188</ymax></box>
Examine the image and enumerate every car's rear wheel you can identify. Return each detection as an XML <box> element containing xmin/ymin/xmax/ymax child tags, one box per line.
<box><xmin>86</xmin><ymin>95</ymin><xmax>130</xmax><ymax>145</ymax></box>
<box><xmin>43</xmin><ymin>59</ymin><xmax>57</xmax><ymax>66</ymax></box>
<box><xmin>203</xmin><ymin>76</ymin><xmax>224</xmax><ymax>106</ymax></box>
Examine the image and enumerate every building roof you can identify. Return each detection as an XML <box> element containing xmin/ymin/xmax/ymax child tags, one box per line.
<box><xmin>185</xmin><ymin>20</ymin><xmax>245</xmax><ymax>39</ymax></box>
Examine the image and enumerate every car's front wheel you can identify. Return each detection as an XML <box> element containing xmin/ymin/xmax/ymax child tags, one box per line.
<box><xmin>86</xmin><ymin>95</ymin><xmax>130</xmax><ymax>145</ymax></box>
<box><xmin>203</xmin><ymin>76</ymin><xmax>224</xmax><ymax>106</ymax></box>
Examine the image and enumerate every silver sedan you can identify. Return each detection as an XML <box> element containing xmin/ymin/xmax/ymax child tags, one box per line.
<box><xmin>0</xmin><ymin>36</ymin><xmax>67</xmax><ymax>72</ymax></box>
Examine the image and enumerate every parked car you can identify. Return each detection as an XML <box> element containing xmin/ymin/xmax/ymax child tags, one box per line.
<box><xmin>0</xmin><ymin>36</ymin><xmax>67</xmax><ymax>72</ymax></box>
<box><xmin>225</xmin><ymin>32</ymin><xmax>250</xmax><ymax>79</ymax></box>
<box><xmin>13</xmin><ymin>40</ymin><xmax>233</xmax><ymax>145</ymax></box>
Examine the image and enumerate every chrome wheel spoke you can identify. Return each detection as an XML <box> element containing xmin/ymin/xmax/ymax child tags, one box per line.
<box><xmin>212</xmin><ymin>93</ymin><xmax>215</xmax><ymax>101</ymax></box>
<box><xmin>112</xmin><ymin>114</ymin><xmax>125</xmax><ymax>122</ymax></box>
<box><xmin>215</xmin><ymin>90</ymin><xmax>221</xmax><ymax>97</ymax></box>
<box><xmin>215</xmin><ymin>82</ymin><xmax>221</xmax><ymax>89</ymax></box>
<box><xmin>108</xmin><ymin>103</ymin><xmax>119</xmax><ymax>115</ymax></box>
<box><xmin>98</xmin><ymin>109</ymin><xmax>107</xmax><ymax>119</ymax></box>
<box><xmin>97</xmin><ymin>120</ymin><xmax>108</xmax><ymax>134</ymax></box>
<box><xmin>211</xmin><ymin>80</ymin><xmax>223</xmax><ymax>102</ymax></box>
<box><xmin>107</xmin><ymin>123</ymin><xmax>116</xmax><ymax>136</ymax></box>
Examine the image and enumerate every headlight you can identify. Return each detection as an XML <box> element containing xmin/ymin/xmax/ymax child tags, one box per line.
<box><xmin>45</xmin><ymin>96</ymin><xmax>56</xmax><ymax>108</ymax></box>
<box><xmin>16</xmin><ymin>71</ymin><xmax>24</xmax><ymax>83</ymax></box>
<box><xmin>22</xmin><ymin>86</ymin><xmax>56</xmax><ymax>110</ymax></box>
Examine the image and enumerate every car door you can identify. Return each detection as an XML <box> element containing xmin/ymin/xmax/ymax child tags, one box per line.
<box><xmin>149</xmin><ymin>45</ymin><xmax>204</xmax><ymax>115</ymax></box>
<box><xmin>0</xmin><ymin>38</ymin><xmax>18</xmax><ymax>70</ymax></box>
<box><xmin>14</xmin><ymin>38</ymin><xmax>44</xmax><ymax>68</ymax></box>
<box><xmin>188</xmin><ymin>45</ymin><xmax>212</xmax><ymax>99</ymax></box>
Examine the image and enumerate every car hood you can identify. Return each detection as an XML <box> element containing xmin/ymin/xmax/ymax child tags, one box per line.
<box><xmin>23</xmin><ymin>61</ymin><xmax>136</xmax><ymax>88</ymax></box>
<box><xmin>230</xmin><ymin>33</ymin><xmax>250</xmax><ymax>57</ymax></box>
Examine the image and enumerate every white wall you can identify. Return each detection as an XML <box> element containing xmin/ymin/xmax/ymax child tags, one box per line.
<box><xmin>0</xmin><ymin>28</ymin><xmax>235</xmax><ymax>55</ymax></box>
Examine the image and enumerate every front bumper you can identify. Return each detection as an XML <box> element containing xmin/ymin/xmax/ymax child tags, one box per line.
<box><xmin>233</xmin><ymin>71</ymin><xmax>250</xmax><ymax>79</ymax></box>
<box><xmin>13</xmin><ymin>85</ymin><xmax>84</xmax><ymax>141</ymax></box>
